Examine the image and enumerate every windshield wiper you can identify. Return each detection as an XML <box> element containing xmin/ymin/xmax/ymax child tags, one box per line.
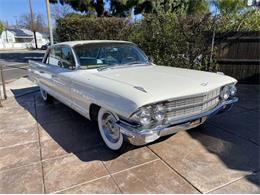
<box><xmin>80</xmin><ymin>64</ymin><xmax>106</xmax><ymax>70</ymax></box>
<box><xmin>124</xmin><ymin>61</ymin><xmax>145</xmax><ymax>65</ymax></box>
<box><xmin>97</xmin><ymin>64</ymin><xmax>121</xmax><ymax>71</ymax></box>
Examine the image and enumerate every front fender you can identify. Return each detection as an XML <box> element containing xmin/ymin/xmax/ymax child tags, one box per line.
<box><xmin>71</xmin><ymin>79</ymin><xmax>139</xmax><ymax>119</ymax></box>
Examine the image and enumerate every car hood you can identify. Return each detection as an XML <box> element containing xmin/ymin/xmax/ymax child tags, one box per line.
<box><xmin>93</xmin><ymin>65</ymin><xmax>236</xmax><ymax>100</ymax></box>
<box><xmin>75</xmin><ymin>65</ymin><xmax>236</xmax><ymax>117</ymax></box>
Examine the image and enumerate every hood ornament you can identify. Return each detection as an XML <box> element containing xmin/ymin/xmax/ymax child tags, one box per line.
<box><xmin>134</xmin><ymin>86</ymin><xmax>147</xmax><ymax>93</ymax></box>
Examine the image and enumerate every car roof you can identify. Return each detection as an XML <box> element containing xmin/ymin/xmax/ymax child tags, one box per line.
<box><xmin>54</xmin><ymin>40</ymin><xmax>134</xmax><ymax>48</ymax></box>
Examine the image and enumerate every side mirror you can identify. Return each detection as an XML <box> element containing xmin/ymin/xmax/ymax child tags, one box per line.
<box><xmin>148</xmin><ymin>56</ymin><xmax>154</xmax><ymax>64</ymax></box>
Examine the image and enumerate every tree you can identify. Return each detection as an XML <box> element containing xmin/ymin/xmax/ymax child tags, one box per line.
<box><xmin>217</xmin><ymin>8</ymin><xmax>260</xmax><ymax>31</ymax></box>
<box><xmin>134</xmin><ymin>0</ymin><xmax>209</xmax><ymax>16</ymax></box>
<box><xmin>209</xmin><ymin>0</ymin><xmax>260</xmax><ymax>32</ymax></box>
<box><xmin>18</xmin><ymin>13</ymin><xmax>48</xmax><ymax>33</ymax></box>
<box><xmin>50</xmin><ymin>0</ymin><xmax>106</xmax><ymax>17</ymax></box>
<box><xmin>110</xmin><ymin>0</ymin><xmax>136</xmax><ymax>17</ymax></box>
<box><xmin>51</xmin><ymin>3</ymin><xmax>75</xmax><ymax>19</ymax></box>
<box><xmin>50</xmin><ymin>0</ymin><xmax>154</xmax><ymax>17</ymax></box>
<box><xmin>185</xmin><ymin>0</ymin><xmax>208</xmax><ymax>15</ymax></box>
<box><xmin>50</xmin><ymin>0</ymin><xmax>209</xmax><ymax>17</ymax></box>
<box><xmin>0</xmin><ymin>21</ymin><xmax>4</xmax><ymax>34</ymax></box>
<box><xmin>212</xmin><ymin>0</ymin><xmax>247</xmax><ymax>15</ymax></box>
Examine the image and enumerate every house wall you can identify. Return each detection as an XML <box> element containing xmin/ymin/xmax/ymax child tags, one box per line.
<box><xmin>0</xmin><ymin>42</ymin><xmax>33</xmax><ymax>50</ymax></box>
<box><xmin>0</xmin><ymin>31</ymin><xmax>15</xmax><ymax>43</ymax></box>
<box><xmin>0</xmin><ymin>30</ymin><xmax>49</xmax><ymax>50</ymax></box>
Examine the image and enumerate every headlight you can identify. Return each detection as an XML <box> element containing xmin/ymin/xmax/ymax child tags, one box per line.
<box><xmin>131</xmin><ymin>104</ymin><xmax>166</xmax><ymax>127</ymax></box>
<box><xmin>220</xmin><ymin>84</ymin><xmax>237</xmax><ymax>100</ymax></box>
<box><xmin>230</xmin><ymin>85</ymin><xmax>237</xmax><ymax>96</ymax></box>
<box><xmin>136</xmin><ymin>107</ymin><xmax>153</xmax><ymax>127</ymax></box>
<box><xmin>153</xmin><ymin>104</ymin><xmax>166</xmax><ymax>122</ymax></box>
<box><xmin>220</xmin><ymin>86</ymin><xmax>230</xmax><ymax>100</ymax></box>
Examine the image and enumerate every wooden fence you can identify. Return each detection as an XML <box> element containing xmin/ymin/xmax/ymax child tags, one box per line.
<box><xmin>215</xmin><ymin>31</ymin><xmax>260</xmax><ymax>84</ymax></box>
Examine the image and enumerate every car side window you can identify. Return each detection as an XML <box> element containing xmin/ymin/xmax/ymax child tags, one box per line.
<box><xmin>60</xmin><ymin>47</ymin><xmax>76</xmax><ymax>70</ymax></box>
<box><xmin>46</xmin><ymin>47</ymin><xmax>62</xmax><ymax>67</ymax></box>
<box><xmin>45</xmin><ymin>46</ymin><xmax>75</xmax><ymax>70</ymax></box>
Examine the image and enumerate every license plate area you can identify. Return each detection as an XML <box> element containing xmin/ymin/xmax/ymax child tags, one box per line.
<box><xmin>190</xmin><ymin>118</ymin><xmax>202</xmax><ymax>126</ymax></box>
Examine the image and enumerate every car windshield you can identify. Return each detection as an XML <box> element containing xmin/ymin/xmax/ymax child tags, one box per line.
<box><xmin>73</xmin><ymin>43</ymin><xmax>149</xmax><ymax>69</ymax></box>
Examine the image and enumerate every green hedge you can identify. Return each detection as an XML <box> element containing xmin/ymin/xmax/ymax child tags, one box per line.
<box><xmin>56</xmin><ymin>14</ymin><xmax>218</xmax><ymax>71</ymax></box>
<box><xmin>56</xmin><ymin>14</ymin><xmax>130</xmax><ymax>41</ymax></box>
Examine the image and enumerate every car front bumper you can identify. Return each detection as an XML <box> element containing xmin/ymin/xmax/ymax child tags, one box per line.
<box><xmin>116</xmin><ymin>97</ymin><xmax>238</xmax><ymax>146</ymax></box>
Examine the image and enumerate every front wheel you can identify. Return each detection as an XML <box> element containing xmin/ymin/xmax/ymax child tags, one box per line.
<box><xmin>97</xmin><ymin>108</ymin><xmax>124</xmax><ymax>150</ymax></box>
<box><xmin>40</xmin><ymin>88</ymin><xmax>53</xmax><ymax>103</ymax></box>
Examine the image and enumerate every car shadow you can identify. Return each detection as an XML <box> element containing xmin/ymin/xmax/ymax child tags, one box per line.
<box><xmin>187</xmin><ymin>123</ymin><xmax>259</xmax><ymax>188</ymax></box>
<box><xmin>13</xmin><ymin>88</ymin><xmax>139</xmax><ymax>162</ymax></box>
<box><xmin>12</xmin><ymin>85</ymin><xmax>259</xmax><ymax>188</ymax></box>
<box><xmin>184</xmin><ymin>84</ymin><xmax>260</xmax><ymax>189</ymax></box>
<box><xmin>11</xmin><ymin>86</ymin><xmax>39</xmax><ymax>97</ymax></box>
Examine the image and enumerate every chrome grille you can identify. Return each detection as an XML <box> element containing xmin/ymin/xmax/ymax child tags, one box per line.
<box><xmin>165</xmin><ymin>88</ymin><xmax>220</xmax><ymax>122</ymax></box>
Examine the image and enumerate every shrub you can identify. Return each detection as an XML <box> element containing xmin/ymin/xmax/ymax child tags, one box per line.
<box><xmin>56</xmin><ymin>13</ymin><xmax>218</xmax><ymax>71</ymax></box>
<box><xmin>217</xmin><ymin>9</ymin><xmax>260</xmax><ymax>32</ymax></box>
<box><xmin>56</xmin><ymin>14</ymin><xmax>130</xmax><ymax>41</ymax></box>
<box><xmin>125</xmin><ymin>13</ymin><xmax>217</xmax><ymax>71</ymax></box>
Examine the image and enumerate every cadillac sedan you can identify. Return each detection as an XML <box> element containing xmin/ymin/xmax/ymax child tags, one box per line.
<box><xmin>28</xmin><ymin>40</ymin><xmax>238</xmax><ymax>150</ymax></box>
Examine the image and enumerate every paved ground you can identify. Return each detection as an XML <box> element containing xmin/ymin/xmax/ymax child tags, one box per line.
<box><xmin>0</xmin><ymin>50</ymin><xmax>45</xmax><ymax>83</ymax></box>
<box><xmin>0</xmin><ymin>83</ymin><xmax>259</xmax><ymax>193</ymax></box>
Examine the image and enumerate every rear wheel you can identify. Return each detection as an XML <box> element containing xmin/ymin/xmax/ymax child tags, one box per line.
<box><xmin>97</xmin><ymin>108</ymin><xmax>124</xmax><ymax>150</ymax></box>
<box><xmin>40</xmin><ymin>88</ymin><xmax>53</xmax><ymax>103</ymax></box>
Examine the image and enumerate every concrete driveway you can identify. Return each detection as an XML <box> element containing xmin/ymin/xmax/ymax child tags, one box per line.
<box><xmin>0</xmin><ymin>84</ymin><xmax>259</xmax><ymax>193</ymax></box>
<box><xmin>0</xmin><ymin>50</ymin><xmax>45</xmax><ymax>83</ymax></box>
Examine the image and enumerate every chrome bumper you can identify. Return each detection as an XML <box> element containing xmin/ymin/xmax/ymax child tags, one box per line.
<box><xmin>116</xmin><ymin>97</ymin><xmax>238</xmax><ymax>146</ymax></box>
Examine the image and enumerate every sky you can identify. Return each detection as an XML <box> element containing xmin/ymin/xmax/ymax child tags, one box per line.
<box><xmin>0</xmin><ymin>0</ymin><xmax>48</xmax><ymax>25</ymax></box>
<box><xmin>0</xmin><ymin>0</ymin><xmax>112</xmax><ymax>25</ymax></box>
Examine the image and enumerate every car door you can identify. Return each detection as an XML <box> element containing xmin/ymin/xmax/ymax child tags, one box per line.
<box><xmin>34</xmin><ymin>47</ymin><xmax>59</xmax><ymax>95</ymax></box>
<box><xmin>45</xmin><ymin>46</ymin><xmax>75</xmax><ymax>106</ymax></box>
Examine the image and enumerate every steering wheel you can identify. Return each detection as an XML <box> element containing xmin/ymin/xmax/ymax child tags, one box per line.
<box><xmin>122</xmin><ymin>56</ymin><xmax>136</xmax><ymax>64</ymax></box>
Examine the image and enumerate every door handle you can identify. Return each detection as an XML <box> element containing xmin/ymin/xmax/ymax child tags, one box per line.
<box><xmin>39</xmin><ymin>70</ymin><xmax>45</xmax><ymax>74</ymax></box>
<box><xmin>52</xmin><ymin>74</ymin><xmax>57</xmax><ymax>78</ymax></box>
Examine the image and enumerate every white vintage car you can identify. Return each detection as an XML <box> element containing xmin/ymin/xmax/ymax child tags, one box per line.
<box><xmin>28</xmin><ymin>40</ymin><xmax>238</xmax><ymax>150</ymax></box>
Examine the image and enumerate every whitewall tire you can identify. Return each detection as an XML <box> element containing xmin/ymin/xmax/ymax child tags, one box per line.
<box><xmin>40</xmin><ymin>88</ymin><xmax>52</xmax><ymax>103</ymax></box>
<box><xmin>98</xmin><ymin>108</ymin><xmax>124</xmax><ymax>150</ymax></box>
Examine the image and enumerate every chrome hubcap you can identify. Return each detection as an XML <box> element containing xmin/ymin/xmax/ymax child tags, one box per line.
<box><xmin>41</xmin><ymin>89</ymin><xmax>47</xmax><ymax>100</ymax></box>
<box><xmin>101</xmin><ymin>113</ymin><xmax>120</xmax><ymax>143</ymax></box>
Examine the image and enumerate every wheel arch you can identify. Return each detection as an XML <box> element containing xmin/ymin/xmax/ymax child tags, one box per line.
<box><xmin>89</xmin><ymin>103</ymin><xmax>101</xmax><ymax>121</ymax></box>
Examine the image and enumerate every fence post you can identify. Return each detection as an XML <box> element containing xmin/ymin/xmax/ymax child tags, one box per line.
<box><xmin>210</xmin><ymin>16</ymin><xmax>216</xmax><ymax>65</ymax></box>
<box><xmin>0</xmin><ymin>83</ymin><xmax>2</xmax><ymax>107</ymax></box>
<box><xmin>0</xmin><ymin>64</ymin><xmax>7</xmax><ymax>100</ymax></box>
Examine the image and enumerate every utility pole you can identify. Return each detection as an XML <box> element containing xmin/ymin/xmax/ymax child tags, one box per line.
<box><xmin>13</xmin><ymin>16</ymin><xmax>18</xmax><ymax>28</ymax></box>
<box><xmin>29</xmin><ymin>0</ymin><xmax>38</xmax><ymax>49</ymax></box>
<box><xmin>45</xmin><ymin>0</ymin><xmax>54</xmax><ymax>45</ymax></box>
